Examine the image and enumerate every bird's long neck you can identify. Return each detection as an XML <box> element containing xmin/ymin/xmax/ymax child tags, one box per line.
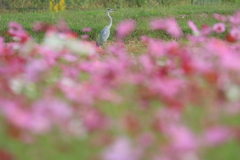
<box><xmin>106</xmin><ymin>12</ymin><xmax>112</xmax><ymax>29</ymax></box>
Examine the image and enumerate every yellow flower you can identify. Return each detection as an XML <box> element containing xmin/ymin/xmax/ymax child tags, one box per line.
<box><xmin>59</xmin><ymin>0</ymin><xmax>66</xmax><ymax>11</ymax></box>
<box><xmin>54</xmin><ymin>3</ymin><xmax>59</xmax><ymax>12</ymax></box>
<box><xmin>49</xmin><ymin>0</ymin><xmax>65</xmax><ymax>13</ymax></box>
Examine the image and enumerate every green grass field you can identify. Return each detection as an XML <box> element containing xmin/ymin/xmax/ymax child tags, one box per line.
<box><xmin>1</xmin><ymin>4</ymin><xmax>240</xmax><ymax>160</ymax></box>
<box><xmin>0</xmin><ymin>4</ymin><xmax>240</xmax><ymax>42</ymax></box>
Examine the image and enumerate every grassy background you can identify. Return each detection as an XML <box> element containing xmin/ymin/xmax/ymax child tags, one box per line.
<box><xmin>0</xmin><ymin>0</ymin><xmax>237</xmax><ymax>11</ymax></box>
<box><xmin>0</xmin><ymin>4</ymin><xmax>240</xmax><ymax>43</ymax></box>
<box><xmin>1</xmin><ymin>3</ymin><xmax>240</xmax><ymax>160</ymax></box>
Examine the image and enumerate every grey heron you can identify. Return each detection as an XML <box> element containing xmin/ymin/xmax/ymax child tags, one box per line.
<box><xmin>96</xmin><ymin>9</ymin><xmax>116</xmax><ymax>46</ymax></box>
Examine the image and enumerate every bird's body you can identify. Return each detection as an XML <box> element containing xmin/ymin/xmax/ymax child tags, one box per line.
<box><xmin>97</xmin><ymin>26</ymin><xmax>110</xmax><ymax>46</ymax></box>
<box><xmin>96</xmin><ymin>9</ymin><xmax>116</xmax><ymax>46</ymax></box>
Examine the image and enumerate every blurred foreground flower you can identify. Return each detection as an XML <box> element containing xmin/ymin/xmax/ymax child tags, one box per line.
<box><xmin>116</xmin><ymin>20</ymin><xmax>136</xmax><ymax>39</ymax></box>
<box><xmin>150</xmin><ymin>18</ymin><xmax>182</xmax><ymax>38</ymax></box>
<box><xmin>103</xmin><ymin>137</ymin><xmax>141</xmax><ymax>160</ymax></box>
<box><xmin>0</xmin><ymin>11</ymin><xmax>240</xmax><ymax>160</ymax></box>
<box><xmin>212</xmin><ymin>23</ymin><xmax>225</xmax><ymax>33</ymax></box>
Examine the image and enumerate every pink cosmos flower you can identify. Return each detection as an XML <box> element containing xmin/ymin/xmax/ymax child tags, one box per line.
<box><xmin>2</xmin><ymin>10</ymin><xmax>240</xmax><ymax>160</ymax></box>
<box><xmin>166</xmin><ymin>125</ymin><xmax>197</xmax><ymax>152</ymax></box>
<box><xmin>56</xmin><ymin>19</ymin><xmax>71</xmax><ymax>32</ymax></box>
<box><xmin>148</xmin><ymin>78</ymin><xmax>183</xmax><ymax>98</ymax></box>
<box><xmin>230</xmin><ymin>28</ymin><xmax>240</xmax><ymax>40</ymax></box>
<box><xmin>212</xmin><ymin>23</ymin><xmax>225</xmax><ymax>33</ymax></box>
<box><xmin>82</xmin><ymin>28</ymin><xmax>91</xmax><ymax>32</ymax></box>
<box><xmin>116</xmin><ymin>20</ymin><xmax>136</xmax><ymax>38</ymax></box>
<box><xmin>0</xmin><ymin>37</ymin><xmax>4</xmax><ymax>54</ymax></box>
<box><xmin>32</xmin><ymin>22</ymin><xmax>51</xmax><ymax>32</ymax></box>
<box><xmin>82</xmin><ymin>109</ymin><xmax>106</xmax><ymax>132</ymax></box>
<box><xmin>139</xmin><ymin>54</ymin><xmax>154</xmax><ymax>72</ymax></box>
<box><xmin>150</xmin><ymin>18</ymin><xmax>182</xmax><ymax>38</ymax></box>
<box><xmin>140</xmin><ymin>35</ymin><xmax>150</xmax><ymax>43</ymax></box>
<box><xmin>24</xmin><ymin>59</ymin><xmax>48</xmax><ymax>81</ymax></box>
<box><xmin>147</xmin><ymin>39</ymin><xmax>165</xmax><ymax>57</ymax></box>
<box><xmin>202</xmin><ymin>127</ymin><xmax>231</xmax><ymax>146</ymax></box>
<box><xmin>32</xmin><ymin>98</ymin><xmax>73</xmax><ymax>122</ymax></box>
<box><xmin>37</xmin><ymin>47</ymin><xmax>58</xmax><ymax>65</ymax></box>
<box><xmin>188</xmin><ymin>21</ymin><xmax>200</xmax><ymax>36</ymax></box>
<box><xmin>29</xmin><ymin>98</ymin><xmax>73</xmax><ymax>134</ymax></box>
<box><xmin>62</xmin><ymin>53</ymin><xmax>78</xmax><ymax>62</ymax></box>
<box><xmin>201</xmin><ymin>24</ymin><xmax>212</xmax><ymax>35</ymax></box>
<box><xmin>207</xmin><ymin>39</ymin><xmax>240</xmax><ymax>71</ymax></box>
<box><xmin>213</xmin><ymin>13</ymin><xmax>227</xmax><ymax>22</ymax></box>
<box><xmin>225</xmin><ymin>102</ymin><xmax>240</xmax><ymax>115</ymax></box>
<box><xmin>0</xmin><ymin>101</ymin><xmax>30</xmax><ymax>129</ymax></box>
<box><xmin>81</xmin><ymin>34</ymin><xmax>89</xmax><ymax>39</ymax></box>
<box><xmin>8</xmin><ymin>22</ymin><xmax>24</xmax><ymax>34</ymax></box>
<box><xmin>28</xmin><ymin>113</ymin><xmax>51</xmax><ymax>134</ymax></box>
<box><xmin>229</xmin><ymin>11</ymin><xmax>240</xmax><ymax>25</ymax></box>
<box><xmin>103</xmin><ymin>137</ymin><xmax>141</xmax><ymax>160</ymax></box>
<box><xmin>58</xmin><ymin>81</ymin><xmax>94</xmax><ymax>105</ymax></box>
<box><xmin>8</xmin><ymin>22</ymin><xmax>30</xmax><ymax>43</ymax></box>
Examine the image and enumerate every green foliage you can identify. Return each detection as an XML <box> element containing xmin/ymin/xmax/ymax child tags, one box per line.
<box><xmin>1</xmin><ymin>4</ymin><xmax>239</xmax><ymax>42</ymax></box>
<box><xmin>1</xmin><ymin>0</ymin><xmax>238</xmax><ymax>11</ymax></box>
<box><xmin>222</xmin><ymin>0</ymin><xmax>240</xmax><ymax>3</ymax></box>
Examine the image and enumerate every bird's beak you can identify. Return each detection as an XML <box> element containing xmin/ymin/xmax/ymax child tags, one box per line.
<box><xmin>112</xmin><ymin>9</ymin><xmax>117</xmax><ymax>11</ymax></box>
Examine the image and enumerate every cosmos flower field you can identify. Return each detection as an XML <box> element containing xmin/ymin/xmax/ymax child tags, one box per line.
<box><xmin>1</xmin><ymin>11</ymin><xmax>240</xmax><ymax>160</ymax></box>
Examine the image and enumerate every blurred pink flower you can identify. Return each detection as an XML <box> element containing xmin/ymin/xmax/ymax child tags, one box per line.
<box><xmin>188</xmin><ymin>21</ymin><xmax>200</xmax><ymax>36</ymax></box>
<box><xmin>0</xmin><ymin>37</ymin><xmax>4</xmax><ymax>54</ymax></box>
<box><xmin>148</xmin><ymin>78</ymin><xmax>183</xmax><ymax>98</ymax></box>
<box><xmin>202</xmin><ymin>127</ymin><xmax>231</xmax><ymax>146</ymax></box>
<box><xmin>82</xmin><ymin>27</ymin><xmax>91</xmax><ymax>32</ymax></box>
<box><xmin>166</xmin><ymin>125</ymin><xmax>197</xmax><ymax>152</ymax></box>
<box><xmin>225</xmin><ymin>102</ymin><xmax>240</xmax><ymax>115</ymax></box>
<box><xmin>24</xmin><ymin>59</ymin><xmax>48</xmax><ymax>81</ymax></box>
<box><xmin>60</xmin><ymin>65</ymin><xmax>79</xmax><ymax>78</ymax></box>
<box><xmin>230</xmin><ymin>28</ymin><xmax>240</xmax><ymax>40</ymax></box>
<box><xmin>213</xmin><ymin>13</ymin><xmax>227</xmax><ymax>22</ymax></box>
<box><xmin>32</xmin><ymin>22</ymin><xmax>52</xmax><ymax>32</ymax></box>
<box><xmin>33</xmin><ymin>99</ymin><xmax>73</xmax><ymax>121</ymax></box>
<box><xmin>62</xmin><ymin>53</ymin><xmax>78</xmax><ymax>62</ymax></box>
<box><xmin>116</xmin><ymin>20</ymin><xmax>136</xmax><ymax>38</ymax></box>
<box><xmin>81</xmin><ymin>34</ymin><xmax>89</xmax><ymax>39</ymax></box>
<box><xmin>30</xmin><ymin>98</ymin><xmax>73</xmax><ymax>134</ymax></box>
<box><xmin>1</xmin><ymin>10</ymin><xmax>240</xmax><ymax>160</ymax></box>
<box><xmin>147</xmin><ymin>39</ymin><xmax>165</xmax><ymax>57</ymax></box>
<box><xmin>82</xmin><ymin>109</ymin><xmax>106</xmax><ymax>132</ymax></box>
<box><xmin>139</xmin><ymin>54</ymin><xmax>154</xmax><ymax>72</ymax></box>
<box><xmin>0</xmin><ymin>53</ymin><xmax>26</xmax><ymax>76</ymax></box>
<box><xmin>229</xmin><ymin>11</ymin><xmax>240</xmax><ymax>25</ymax></box>
<box><xmin>8</xmin><ymin>22</ymin><xmax>30</xmax><ymax>43</ymax></box>
<box><xmin>207</xmin><ymin>39</ymin><xmax>240</xmax><ymax>71</ymax></box>
<box><xmin>0</xmin><ymin>101</ymin><xmax>30</xmax><ymax>129</ymax></box>
<box><xmin>8</xmin><ymin>22</ymin><xmax>24</xmax><ymax>34</ymax></box>
<box><xmin>103</xmin><ymin>137</ymin><xmax>141</xmax><ymax>160</ymax></box>
<box><xmin>28</xmin><ymin>113</ymin><xmax>51</xmax><ymax>134</ymax></box>
<box><xmin>58</xmin><ymin>81</ymin><xmax>94</xmax><ymax>105</ymax></box>
<box><xmin>150</xmin><ymin>18</ymin><xmax>182</xmax><ymax>38</ymax></box>
<box><xmin>56</xmin><ymin>19</ymin><xmax>71</xmax><ymax>33</ymax></box>
<box><xmin>201</xmin><ymin>24</ymin><xmax>212</xmax><ymax>36</ymax></box>
<box><xmin>37</xmin><ymin>47</ymin><xmax>58</xmax><ymax>65</ymax></box>
<box><xmin>140</xmin><ymin>35</ymin><xmax>150</xmax><ymax>43</ymax></box>
<box><xmin>212</xmin><ymin>23</ymin><xmax>225</xmax><ymax>33</ymax></box>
